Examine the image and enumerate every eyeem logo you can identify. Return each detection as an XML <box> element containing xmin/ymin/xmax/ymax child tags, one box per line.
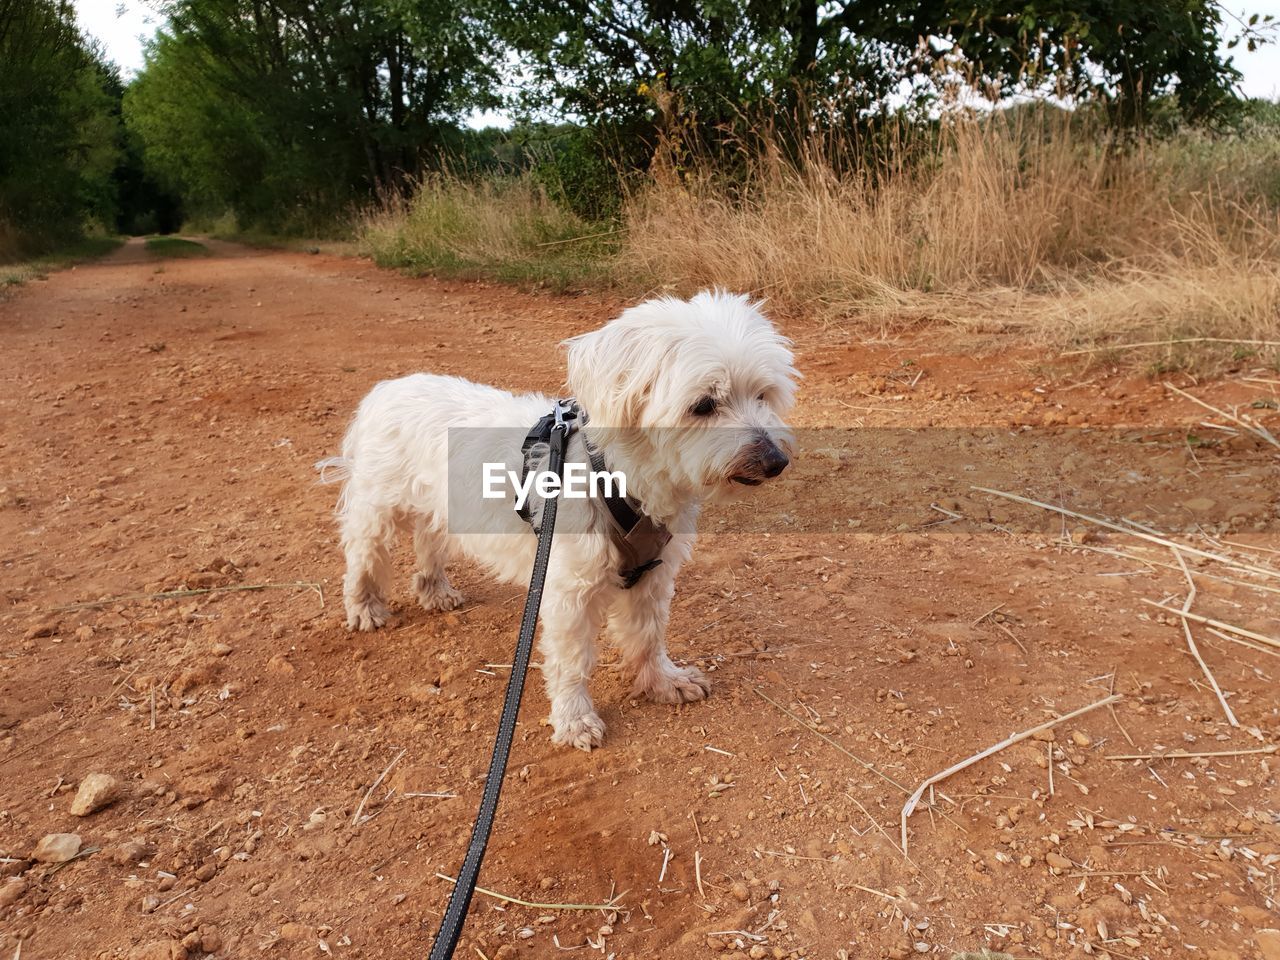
<box><xmin>482</xmin><ymin>462</ymin><xmax>627</xmax><ymax>511</ymax></box>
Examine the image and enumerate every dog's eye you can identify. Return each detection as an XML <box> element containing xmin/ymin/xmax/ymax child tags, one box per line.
<box><xmin>757</xmin><ymin>392</ymin><xmax>767</xmax><ymax>403</ymax></box>
<box><xmin>690</xmin><ymin>396</ymin><xmax>717</xmax><ymax>417</ymax></box>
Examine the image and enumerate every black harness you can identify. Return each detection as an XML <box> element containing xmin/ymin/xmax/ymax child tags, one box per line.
<box><xmin>516</xmin><ymin>399</ymin><xmax>670</xmax><ymax>588</ymax></box>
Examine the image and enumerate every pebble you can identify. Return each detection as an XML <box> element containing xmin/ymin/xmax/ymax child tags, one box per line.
<box><xmin>113</xmin><ymin>838</ymin><xmax>151</xmax><ymax>865</ymax></box>
<box><xmin>32</xmin><ymin>833</ymin><xmax>81</xmax><ymax>863</ymax></box>
<box><xmin>1070</xmin><ymin>730</ymin><xmax>1092</xmax><ymax>748</ymax></box>
<box><xmin>0</xmin><ymin>879</ymin><xmax>27</xmax><ymax>908</ymax></box>
<box><xmin>279</xmin><ymin>922</ymin><xmax>307</xmax><ymax>940</ymax></box>
<box><xmin>198</xmin><ymin>926</ymin><xmax>222</xmax><ymax>953</ymax></box>
<box><xmin>194</xmin><ymin>862</ymin><xmax>217</xmax><ymax>882</ymax></box>
<box><xmin>70</xmin><ymin>772</ymin><xmax>121</xmax><ymax>816</ymax></box>
<box><xmin>1032</xmin><ymin>729</ymin><xmax>1056</xmax><ymax>743</ymax></box>
<box><xmin>730</xmin><ymin>881</ymin><xmax>750</xmax><ymax>903</ymax></box>
<box><xmin>127</xmin><ymin>941</ymin><xmax>187</xmax><ymax>960</ymax></box>
<box><xmin>24</xmin><ymin>618</ymin><xmax>59</xmax><ymax>639</ymax></box>
<box><xmin>211</xmin><ymin>643</ymin><xmax>233</xmax><ymax>657</ymax></box>
<box><xmin>1045</xmin><ymin>852</ymin><xmax>1073</xmax><ymax>871</ymax></box>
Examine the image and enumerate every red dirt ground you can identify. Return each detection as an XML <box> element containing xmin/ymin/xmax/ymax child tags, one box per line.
<box><xmin>1</xmin><ymin>238</ymin><xmax>1278</xmax><ymax>960</ymax></box>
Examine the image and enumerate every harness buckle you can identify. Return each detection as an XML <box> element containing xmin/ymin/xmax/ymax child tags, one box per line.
<box><xmin>552</xmin><ymin>398</ymin><xmax>578</xmax><ymax>436</ymax></box>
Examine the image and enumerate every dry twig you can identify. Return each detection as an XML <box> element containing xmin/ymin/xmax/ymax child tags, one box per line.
<box><xmin>52</xmin><ymin>580</ymin><xmax>324</xmax><ymax>612</ymax></box>
<box><xmin>1170</xmin><ymin>549</ymin><xmax>1237</xmax><ymax>727</ymax></box>
<box><xmin>1061</xmin><ymin>337</ymin><xmax>1280</xmax><ymax>356</ymax></box>
<box><xmin>971</xmin><ymin>487</ymin><xmax>1279</xmax><ymax>581</ymax></box>
<box><xmin>754</xmin><ymin>688</ymin><xmax>909</xmax><ymax>794</ymax></box>
<box><xmin>1142</xmin><ymin>601</ymin><xmax>1280</xmax><ymax>651</ymax></box>
<box><xmin>1164</xmin><ymin>382</ymin><xmax>1280</xmax><ymax>450</ymax></box>
<box><xmin>435</xmin><ymin>873</ymin><xmax>626</xmax><ymax>911</ymax></box>
<box><xmin>1106</xmin><ymin>746</ymin><xmax>1277</xmax><ymax>761</ymax></box>
<box><xmin>352</xmin><ymin>748</ymin><xmax>406</xmax><ymax>826</ymax></box>
<box><xmin>900</xmin><ymin>695</ymin><xmax>1120</xmax><ymax>855</ymax></box>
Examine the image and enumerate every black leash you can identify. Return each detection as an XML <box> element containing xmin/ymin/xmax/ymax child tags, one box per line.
<box><xmin>426</xmin><ymin>399</ymin><xmax>576</xmax><ymax>960</ymax></box>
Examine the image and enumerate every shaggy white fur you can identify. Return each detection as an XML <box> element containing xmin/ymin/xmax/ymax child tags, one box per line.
<box><xmin>319</xmin><ymin>290</ymin><xmax>797</xmax><ymax>750</ymax></box>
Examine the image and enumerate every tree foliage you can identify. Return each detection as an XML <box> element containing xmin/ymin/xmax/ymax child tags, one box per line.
<box><xmin>0</xmin><ymin>0</ymin><xmax>123</xmax><ymax>253</ymax></box>
<box><xmin>495</xmin><ymin>0</ymin><xmax>1261</xmax><ymax>156</ymax></box>
<box><xmin>124</xmin><ymin>0</ymin><xmax>499</xmax><ymax>230</ymax></box>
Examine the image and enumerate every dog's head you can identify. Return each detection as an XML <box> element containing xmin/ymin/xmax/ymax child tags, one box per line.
<box><xmin>565</xmin><ymin>290</ymin><xmax>797</xmax><ymax>502</ymax></box>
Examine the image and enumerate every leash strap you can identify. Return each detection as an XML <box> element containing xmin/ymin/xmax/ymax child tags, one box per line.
<box><xmin>426</xmin><ymin>399</ymin><xmax>575</xmax><ymax>960</ymax></box>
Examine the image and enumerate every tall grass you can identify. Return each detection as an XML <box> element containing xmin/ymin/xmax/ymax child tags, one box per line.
<box><xmin>621</xmin><ymin>112</ymin><xmax>1280</xmax><ymax>349</ymax></box>
<box><xmin>360</xmin><ymin>110</ymin><xmax>1280</xmax><ymax>355</ymax></box>
<box><xmin>360</xmin><ymin>176</ymin><xmax>613</xmax><ymax>288</ymax></box>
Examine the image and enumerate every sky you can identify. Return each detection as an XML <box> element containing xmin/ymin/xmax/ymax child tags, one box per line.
<box><xmin>74</xmin><ymin>0</ymin><xmax>1280</xmax><ymax>116</ymax></box>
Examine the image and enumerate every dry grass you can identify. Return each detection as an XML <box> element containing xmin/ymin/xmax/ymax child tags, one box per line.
<box><xmin>361</xmin><ymin>110</ymin><xmax>1280</xmax><ymax>360</ymax></box>
<box><xmin>620</xmin><ymin>112</ymin><xmax>1280</xmax><ymax>355</ymax></box>
<box><xmin>359</xmin><ymin>175</ymin><xmax>611</xmax><ymax>289</ymax></box>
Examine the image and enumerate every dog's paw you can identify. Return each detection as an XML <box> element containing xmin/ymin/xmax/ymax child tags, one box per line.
<box><xmin>635</xmin><ymin>664</ymin><xmax>711</xmax><ymax>705</ymax></box>
<box><xmin>550</xmin><ymin>711</ymin><xmax>606</xmax><ymax>752</ymax></box>
<box><xmin>412</xmin><ymin>573</ymin><xmax>463</xmax><ymax>612</ymax></box>
<box><xmin>345</xmin><ymin>598</ymin><xmax>391</xmax><ymax>631</ymax></box>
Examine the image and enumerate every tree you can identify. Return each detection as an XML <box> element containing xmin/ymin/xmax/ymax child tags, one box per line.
<box><xmin>494</xmin><ymin>0</ymin><xmax>1260</xmax><ymax>164</ymax></box>
<box><xmin>0</xmin><ymin>0</ymin><xmax>123</xmax><ymax>253</ymax></box>
<box><xmin>125</xmin><ymin>0</ymin><xmax>500</xmax><ymax>230</ymax></box>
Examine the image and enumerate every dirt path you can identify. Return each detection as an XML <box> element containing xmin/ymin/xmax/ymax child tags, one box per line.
<box><xmin>1</xmin><ymin>242</ymin><xmax>1277</xmax><ymax>960</ymax></box>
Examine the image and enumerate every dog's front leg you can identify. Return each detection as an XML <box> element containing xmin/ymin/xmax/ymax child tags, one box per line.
<box><xmin>540</xmin><ymin>581</ymin><xmax>608</xmax><ymax>751</ymax></box>
<box><xmin>609</xmin><ymin>568</ymin><xmax>710</xmax><ymax>705</ymax></box>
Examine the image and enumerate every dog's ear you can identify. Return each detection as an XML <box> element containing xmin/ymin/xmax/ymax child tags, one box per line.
<box><xmin>564</xmin><ymin>320</ymin><xmax>669</xmax><ymax>428</ymax></box>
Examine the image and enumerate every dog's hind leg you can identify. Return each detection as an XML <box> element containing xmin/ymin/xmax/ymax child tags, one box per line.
<box><xmin>609</xmin><ymin>569</ymin><xmax>710</xmax><ymax>705</ymax></box>
<box><xmin>340</xmin><ymin>498</ymin><xmax>396</xmax><ymax>631</ymax></box>
<box><xmin>541</xmin><ymin>582</ymin><xmax>609</xmax><ymax>751</ymax></box>
<box><xmin>410</xmin><ymin>517</ymin><xmax>462</xmax><ymax>612</ymax></box>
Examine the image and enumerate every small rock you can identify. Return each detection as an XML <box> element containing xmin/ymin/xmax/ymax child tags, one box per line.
<box><xmin>279</xmin><ymin>922</ymin><xmax>307</xmax><ymax>941</ymax></box>
<box><xmin>730</xmin><ymin>881</ymin><xmax>750</xmax><ymax>902</ymax></box>
<box><xmin>113</xmin><ymin>838</ymin><xmax>151</xmax><ymax>865</ymax></box>
<box><xmin>0</xmin><ymin>858</ymin><xmax>28</xmax><ymax>878</ymax></box>
<box><xmin>141</xmin><ymin>895</ymin><xmax>161</xmax><ymax>914</ymax></box>
<box><xmin>1032</xmin><ymin>729</ymin><xmax>1055</xmax><ymax>743</ymax></box>
<box><xmin>210</xmin><ymin>643</ymin><xmax>233</xmax><ymax>657</ymax></box>
<box><xmin>74</xmin><ymin>625</ymin><xmax>94</xmax><ymax>641</ymax></box>
<box><xmin>194</xmin><ymin>862</ymin><xmax>217</xmax><ymax>882</ymax></box>
<box><xmin>157</xmin><ymin>875</ymin><xmax>176</xmax><ymax>892</ymax></box>
<box><xmin>24</xmin><ymin>618</ymin><xmax>59</xmax><ymax>639</ymax></box>
<box><xmin>32</xmin><ymin>833</ymin><xmax>81</xmax><ymax>863</ymax></box>
<box><xmin>1045</xmin><ymin>852</ymin><xmax>1073</xmax><ymax>871</ymax></box>
<box><xmin>0</xmin><ymin>878</ymin><xmax>27</xmax><ymax>908</ymax></box>
<box><xmin>198</xmin><ymin>926</ymin><xmax>222</xmax><ymax>953</ymax></box>
<box><xmin>71</xmin><ymin>772</ymin><xmax>121</xmax><ymax>816</ymax></box>
<box><xmin>128</xmin><ymin>940</ymin><xmax>188</xmax><ymax>960</ymax></box>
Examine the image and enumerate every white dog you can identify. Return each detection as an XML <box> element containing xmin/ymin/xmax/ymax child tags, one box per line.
<box><xmin>320</xmin><ymin>291</ymin><xmax>797</xmax><ymax>750</ymax></box>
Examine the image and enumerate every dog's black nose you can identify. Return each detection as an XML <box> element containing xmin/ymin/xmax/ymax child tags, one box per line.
<box><xmin>760</xmin><ymin>444</ymin><xmax>789</xmax><ymax>478</ymax></box>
